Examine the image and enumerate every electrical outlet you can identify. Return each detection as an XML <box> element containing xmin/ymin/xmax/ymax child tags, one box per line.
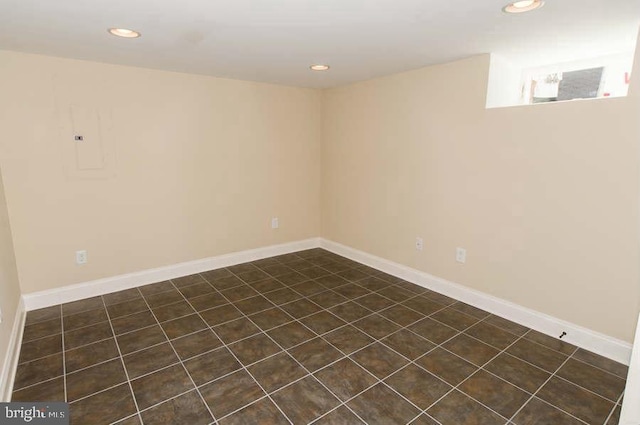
<box><xmin>76</xmin><ymin>250</ymin><xmax>88</xmax><ymax>265</ymax></box>
<box><xmin>271</xmin><ymin>217</ymin><xmax>279</xmax><ymax>229</ymax></box>
<box><xmin>415</xmin><ymin>237</ymin><xmax>424</xmax><ymax>251</ymax></box>
<box><xmin>456</xmin><ymin>247</ymin><xmax>466</xmax><ymax>264</ymax></box>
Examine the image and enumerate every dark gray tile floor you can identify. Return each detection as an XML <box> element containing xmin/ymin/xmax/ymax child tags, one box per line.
<box><xmin>12</xmin><ymin>248</ymin><xmax>627</xmax><ymax>425</ymax></box>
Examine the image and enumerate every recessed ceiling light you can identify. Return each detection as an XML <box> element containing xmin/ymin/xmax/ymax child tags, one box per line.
<box><xmin>503</xmin><ymin>0</ymin><xmax>544</xmax><ymax>13</ymax></box>
<box><xmin>108</xmin><ymin>28</ymin><xmax>141</xmax><ymax>38</ymax></box>
<box><xmin>310</xmin><ymin>64</ymin><xmax>330</xmax><ymax>71</ymax></box>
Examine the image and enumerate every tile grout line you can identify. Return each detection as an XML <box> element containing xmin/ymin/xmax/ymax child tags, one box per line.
<box><xmin>170</xmin><ymin>279</ymin><xmax>297</xmax><ymax>425</ymax></box>
<box><xmin>137</xmin><ymin>283</ymin><xmax>220</xmax><ymax>425</ymax></box>
<box><xmin>204</xmin><ymin>266</ymin><xmax>372</xmax><ymax>424</ymax></box>
<box><xmin>506</xmin><ymin>346</ymin><xmax>590</xmax><ymax>425</ymax></box>
<box><xmin>99</xmin><ymin>290</ymin><xmax>146</xmax><ymax>425</ymax></box>
<box><xmin>60</xmin><ymin>305</ymin><xmax>67</xmax><ymax>403</ymax></box>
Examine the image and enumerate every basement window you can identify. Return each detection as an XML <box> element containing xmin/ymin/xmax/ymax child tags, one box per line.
<box><xmin>486</xmin><ymin>51</ymin><xmax>635</xmax><ymax>108</ymax></box>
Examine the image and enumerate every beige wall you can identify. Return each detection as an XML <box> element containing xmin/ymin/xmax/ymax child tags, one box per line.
<box><xmin>0</xmin><ymin>50</ymin><xmax>322</xmax><ymax>294</ymax></box>
<box><xmin>0</xmin><ymin>165</ymin><xmax>22</xmax><ymax>394</ymax></box>
<box><xmin>322</xmin><ymin>54</ymin><xmax>640</xmax><ymax>342</ymax></box>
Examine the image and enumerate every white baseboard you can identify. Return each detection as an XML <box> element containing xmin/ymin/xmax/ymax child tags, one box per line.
<box><xmin>20</xmin><ymin>236</ymin><xmax>632</xmax><ymax>365</ymax></box>
<box><xmin>0</xmin><ymin>298</ymin><xmax>25</xmax><ymax>402</ymax></box>
<box><xmin>620</xmin><ymin>313</ymin><xmax>640</xmax><ymax>425</ymax></box>
<box><xmin>23</xmin><ymin>238</ymin><xmax>321</xmax><ymax>311</ymax></box>
<box><xmin>320</xmin><ymin>238</ymin><xmax>632</xmax><ymax>365</ymax></box>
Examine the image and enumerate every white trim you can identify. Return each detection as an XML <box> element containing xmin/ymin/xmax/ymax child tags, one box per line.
<box><xmin>23</xmin><ymin>238</ymin><xmax>321</xmax><ymax>311</ymax></box>
<box><xmin>320</xmin><ymin>238</ymin><xmax>632</xmax><ymax>365</ymax></box>
<box><xmin>620</xmin><ymin>313</ymin><xmax>640</xmax><ymax>424</ymax></box>
<box><xmin>0</xmin><ymin>297</ymin><xmax>25</xmax><ymax>402</ymax></box>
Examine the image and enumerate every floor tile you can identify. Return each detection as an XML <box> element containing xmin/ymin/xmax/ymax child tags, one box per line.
<box><xmin>299</xmin><ymin>311</ymin><xmax>346</xmax><ymax>335</ymax></box>
<box><xmin>210</xmin><ymin>275</ymin><xmax>245</xmax><ymax>291</ymax></box>
<box><xmin>123</xmin><ymin>342</ymin><xmax>179</xmax><ymax>379</ymax></box>
<box><xmin>280</xmin><ymin>299</ymin><xmax>323</xmax><ymax>319</ymax></box>
<box><xmin>402</xmin><ymin>296</ymin><xmax>445</xmax><ymax>316</ymax></box>
<box><xmin>229</xmin><ymin>333</ymin><xmax>282</xmax><ymax>365</ymax></box>
<box><xmin>348</xmin><ymin>383</ymin><xmax>420</xmax><ymax>424</ymax></box>
<box><xmin>65</xmin><ymin>338</ymin><xmax>119</xmax><ymax>373</ymax></box>
<box><xmin>442</xmin><ymin>334</ymin><xmax>500</xmax><ymax>366</ymax></box>
<box><xmin>144</xmin><ymin>290</ymin><xmax>185</xmax><ymax>309</ymax></box>
<box><xmin>151</xmin><ymin>300</ymin><xmax>195</xmax><ymax>322</ymax></box>
<box><xmin>228</xmin><ymin>263</ymin><xmax>259</xmax><ymax>274</ymax></box>
<box><xmin>308</xmin><ymin>290</ymin><xmax>348</xmax><ymax>309</ymax></box>
<box><xmin>23</xmin><ymin>318</ymin><xmax>62</xmax><ymax>342</ymax></box>
<box><xmin>290</xmin><ymin>280</ymin><xmax>327</xmax><ymax>297</ymax></box>
<box><xmin>507</xmin><ymin>339</ymin><xmax>568</xmax><ymax>372</ymax></box>
<box><xmin>249</xmin><ymin>307</ymin><xmax>294</xmax><ymax>330</ymax></box>
<box><xmin>116</xmin><ymin>325</ymin><xmax>167</xmax><ymax>355</ymax></box>
<box><xmin>106</xmin><ymin>299</ymin><xmax>148</xmax><ymax>319</ymax></box>
<box><xmin>69</xmin><ymin>383</ymin><xmax>137</xmax><ymax>425</ymax></box>
<box><xmin>315</xmin><ymin>274</ymin><xmax>350</xmax><ymax>289</ymax></box>
<box><xmin>218</xmin><ymin>397</ymin><xmax>289</xmax><ymax>425</ymax></box>
<box><xmin>353</xmin><ymin>314</ymin><xmax>401</xmax><ymax>339</ymax></box>
<box><xmin>379</xmin><ymin>304</ymin><xmax>424</xmax><ymax>327</ymax></box>
<box><xmin>64</xmin><ymin>321</ymin><xmax>113</xmax><ymax>349</ymax></box>
<box><xmin>66</xmin><ymin>358</ymin><xmax>127</xmax><ymax>401</ymax></box>
<box><xmin>355</xmin><ymin>292</ymin><xmax>396</xmax><ymax>311</ymax></box>
<box><xmin>247</xmin><ymin>352</ymin><xmax>307</xmax><ymax>393</ymax></box>
<box><xmin>408</xmin><ymin>318</ymin><xmax>458</xmax><ymax>344</ymax></box>
<box><xmin>458</xmin><ymin>370</ymin><xmax>530</xmax><ymax>418</ymax></box>
<box><xmin>263</xmin><ymin>288</ymin><xmax>303</xmax><ymax>305</ymax></box>
<box><xmin>201</xmin><ymin>268</ymin><xmax>233</xmax><ymax>282</ymax></box>
<box><xmin>138</xmin><ymin>280</ymin><xmax>175</xmax><ymax>296</ymax></box>
<box><xmin>512</xmin><ymin>397</ymin><xmax>585</xmax><ymax>425</ymax></box>
<box><xmin>465</xmin><ymin>321</ymin><xmax>520</xmax><ymax>350</ymax></box>
<box><xmin>572</xmin><ymin>349</ymin><xmax>629</xmax><ymax>379</ymax></box>
<box><xmin>131</xmin><ymin>364</ymin><xmax>194</xmax><ymax>410</ymax></box>
<box><xmin>525</xmin><ymin>330</ymin><xmax>576</xmax><ymax>355</ymax></box>
<box><xmin>333</xmin><ymin>283</ymin><xmax>370</xmax><ymax>299</ymax></box>
<box><xmin>415</xmin><ymin>348</ymin><xmax>477</xmax><ymax>386</ymax></box>
<box><xmin>484</xmin><ymin>353</ymin><xmax>551</xmax><ymax>393</ymax></box>
<box><xmin>314</xmin><ymin>358</ymin><xmax>378</xmax><ymax>402</ymax></box>
<box><xmin>200</xmin><ymin>304</ymin><xmax>243</xmax><ymax>326</ymax></box>
<box><xmin>288</xmin><ymin>337</ymin><xmax>343</xmax><ymax>372</ymax></box>
<box><xmin>313</xmin><ymin>406</ymin><xmax>365</xmax><ymax>424</ymax></box>
<box><xmin>171</xmin><ymin>273</ymin><xmax>205</xmax><ymax>288</ymax></box>
<box><xmin>351</xmin><ymin>342</ymin><xmax>409</xmax><ymax>379</ymax></box>
<box><xmin>12</xmin><ymin>377</ymin><xmax>64</xmax><ymax>402</ymax></box>
<box><xmin>450</xmin><ymin>302</ymin><xmax>491</xmax><ymax>320</ymax></box>
<box><xmin>200</xmin><ymin>370</ymin><xmax>265</xmax><ymax>418</ymax></box>
<box><xmin>324</xmin><ymin>325</ymin><xmax>374</xmax><ymax>355</ymax></box>
<box><xmin>410</xmin><ymin>414</ymin><xmax>441</xmax><ymax>425</ymax></box>
<box><xmin>337</xmin><ymin>269</ymin><xmax>370</xmax><ymax>282</ymax></box>
<box><xmin>215</xmin><ymin>317</ymin><xmax>261</xmax><ymax>344</ymax></box>
<box><xmin>267</xmin><ymin>321</ymin><xmax>316</xmax><ymax>349</ymax></box>
<box><xmin>536</xmin><ymin>377</ymin><xmax>613</xmax><ymax>425</ymax></box>
<box><xmin>357</xmin><ymin>276</ymin><xmax>392</xmax><ymax>292</ymax></box>
<box><xmin>298</xmin><ymin>266</ymin><xmax>332</xmax><ymax>280</ymax></box>
<box><xmin>221</xmin><ymin>284</ymin><xmax>259</xmax><ymax>302</ymax></box>
<box><xmin>177</xmin><ymin>281</ymin><xmax>213</xmax><ymax>299</ymax></box>
<box><xmin>556</xmin><ymin>358</ymin><xmax>625</xmax><ymax>401</ymax></box>
<box><xmin>189</xmin><ymin>292</ymin><xmax>228</xmax><ymax>311</ymax></box>
<box><xmin>431</xmin><ymin>308</ymin><xmax>479</xmax><ymax>331</ymax></box>
<box><xmin>381</xmin><ymin>329</ymin><xmax>435</xmax><ymax>360</ymax></box>
<box><xmin>249</xmin><ymin>278</ymin><xmax>286</xmax><ymax>293</ymax></box>
<box><xmin>234</xmin><ymin>295</ymin><xmax>275</xmax><ymax>315</ymax></box>
<box><xmin>161</xmin><ymin>314</ymin><xmax>208</xmax><ymax>340</ymax></box>
<box><xmin>18</xmin><ymin>334</ymin><xmax>62</xmax><ymax>364</ymax></box>
<box><xmin>13</xmin><ymin>353</ymin><xmax>63</xmax><ymax>390</ymax></box>
<box><xmin>111</xmin><ymin>311</ymin><xmax>156</xmax><ymax>335</ymax></box>
<box><xmin>427</xmin><ymin>390</ymin><xmax>505</xmax><ymax>425</ymax></box>
<box><xmin>25</xmin><ymin>306</ymin><xmax>61</xmax><ymax>326</ymax></box>
<box><xmin>260</xmin><ymin>263</ymin><xmax>294</xmax><ymax>277</ymax></box>
<box><xmin>483</xmin><ymin>315</ymin><xmax>529</xmax><ymax>337</ymax></box>
<box><xmin>64</xmin><ymin>308</ymin><xmax>109</xmax><ymax>331</ymax></box>
<box><xmin>62</xmin><ymin>297</ymin><xmax>104</xmax><ymax>317</ymax></box>
<box><xmin>112</xmin><ymin>415</ymin><xmax>142</xmax><ymax>425</ymax></box>
<box><xmin>329</xmin><ymin>301</ymin><xmax>372</xmax><ymax>323</ymax></box>
<box><xmin>273</xmin><ymin>377</ymin><xmax>341</xmax><ymax>424</ymax></box>
<box><xmin>384</xmin><ymin>364</ymin><xmax>451</xmax><ymax>409</ymax></box>
<box><xmin>184</xmin><ymin>347</ymin><xmax>242</xmax><ymax>386</ymax></box>
<box><xmin>171</xmin><ymin>329</ymin><xmax>222</xmax><ymax>361</ymax></box>
<box><xmin>140</xmin><ymin>390</ymin><xmax>213</xmax><ymax>425</ymax></box>
<box><xmin>276</xmin><ymin>271</ymin><xmax>309</xmax><ymax>286</ymax></box>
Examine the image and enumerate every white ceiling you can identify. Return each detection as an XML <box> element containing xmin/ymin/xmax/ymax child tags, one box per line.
<box><xmin>1</xmin><ymin>0</ymin><xmax>638</xmax><ymax>88</ymax></box>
